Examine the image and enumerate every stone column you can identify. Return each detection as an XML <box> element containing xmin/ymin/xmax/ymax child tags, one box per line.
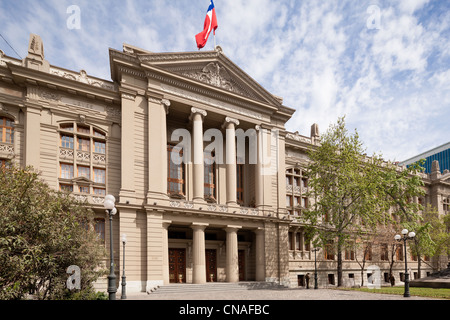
<box><xmin>223</xmin><ymin>117</ymin><xmax>240</xmax><ymax>206</ymax></box>
<box><xmin>254</xmin><ymin>228</ymin><xmax>265</xmax><ymax>281</ymax></box>
<box><xmin>147</xmin><ymin>97</ymin><xmax>170</xmax><ymax>202</ymax></box>
<box><xmin>255</xmin><ymin>125</ymin><xmax>263</xmax><ymax>208</ymax></box>
<box><xmin>162</xmin><ymin>221</ymin><xmax>171</xmax><ymax>285</ymax></box>
<box><xmin>191</xmin><ymin>107</ymin><xmax>207</xmax><ymax>203</ymax></box>
<box><xmin>225</xmin><ymin>226</ymin><xmax>241</xmax><ymax>282</ymax></box>
<box><xmin>192</xmin><ymin>223</ymin><xmax>208</xmax><ymax>284</ymax></box>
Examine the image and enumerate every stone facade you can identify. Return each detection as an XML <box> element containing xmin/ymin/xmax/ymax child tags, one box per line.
<box><xmin>0</xmin><ymin>34</ymin><xmax>448</xmax><ymax>293</ymax></box>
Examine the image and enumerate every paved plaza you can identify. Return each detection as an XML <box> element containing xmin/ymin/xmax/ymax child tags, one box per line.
<box><xmin>124</xmin><ymin>287</ymin><xmax>440</xmax><ymax>301</ymax></box>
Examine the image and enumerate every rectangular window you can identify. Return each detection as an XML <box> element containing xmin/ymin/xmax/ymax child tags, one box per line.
<box><xmin>94</xmin><ymin>141</ymin><xmax>106</xmax><ymax>154</ymax></box>
<box><xmin>345</xmin><ymin>244</ymin><xmax>355</xmax><ymax>260</ymax></box>
<box><xmin>364</xmin><ymin>244</ymin><xmax>373</xmax><ymax>261</ymax></box>
<box><xmin>296</xmin><ymin>233</ymin><xmax>301</xmax><ymax>250</ymax></box>
<box><xmin>301</xmin><ymin>178</ymin><xmax>308</xmax><ymax>189</ymax></box>
<box><xmin>289</xmin><ymin>232</ymin><xmax>294</xmax><ymax>250</ymax></box>
<box><xmin>204</xmin><ymin>152</ymin><xmax>216</xmax><ymax>199</ymax></box>
<box><xmin>93</xmin><ymin>168</ymin><xmax>106</xmax><ymax>184</ymax></box>
<box><xmin>79</xmin><ymin>186</ymin><xmax>89</xmax><ymax>193</ymax></box>
<box><xmin>60</xmin><ymin>184</ymin><xmax>73</xmax><ymax>192</ymax></box>
<box><xmin>301</xmin><ymin>197</ymin><xmax>308</xmax><ymax>208</ymax></box>
<box><xmin>325</xmin><ymin>241</ymin><xmax>335</xmax><ymax>260</ymax></box>
<box><xmin>286</xmin><ymin>195</ymin><xmax>292</xmax><ymax>207</ymax></box>
<box><xmin>286</xmin><ymin>176</ymin><xmax>292</xmax><ymax>186</ymax></box>
<box><xmin>94</xmin><ymin>218</ymin><xmax>105</xmax><ymax>242</ymax></box>
<box><xmin>61</xmin><ymin>135</ymin><xmax>74</xmax><ymax>149</ymax></box>
<box><xmin>78</xmin><ymin>165</ymin><xmax>90</xmax><ymax>179</ymax></box>
<box><xmin>236</xmin><ymin>164</ymin><xmax>244</xmax><ymax>205</ymax></box>
<box><xmin>396</xmin><ymin>244</ymin><xmax>403</xmax><ymax>261</ymax></box>
<box><xmin>381</xmin><ymin>244</ymin><xmax>389</xmax><ymax>261</ymax></box>
<box><xmin>167</xmin><ymin>145</ymin><xmax>185</xmax><ymax>196</ymax></box>
<box><xmin>77</xmin><ymin>137</ymin><xmax>90</xmax><ymax>151</ymax></box>
<box><xmin>1</xmin><ymin>117</ymin><xmax>14</xmax><ymax>144</ymax></box>
<box><xmin>93</xmin><ymin>187</ymin><xmax>106</xmax><ymax>196</ymax></box>
<box><xmin>60</xmin><ymin>163</ymin><xmax>74</xmax><ymax>179</ymax></box>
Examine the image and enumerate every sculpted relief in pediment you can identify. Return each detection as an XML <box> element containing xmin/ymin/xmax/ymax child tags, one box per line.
<box><xmin>181</xmin><ymin>62</ymin><xmax>247</xmax><ymax>97</ymax></box>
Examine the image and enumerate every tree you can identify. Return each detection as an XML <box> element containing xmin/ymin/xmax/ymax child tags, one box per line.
<box><xmin>304</xmin><ymin>117</ymin><xmax>389</xmax><ymax>287</ymax></box>
<box><xmin>420</xmin><ymin>203</ymin><xmax>450</xmax><ymax>271</ymax></box>
<box><xmin>0</xmin><ymin>166</ymin><xmax>107</xmax><ymax>300</ymax></box>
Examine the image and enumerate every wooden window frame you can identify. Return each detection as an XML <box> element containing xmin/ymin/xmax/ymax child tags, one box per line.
<box><xmin>60</xmin><ymin>163</ymin><xmax>74</xmax><ymax>179</ymax></box>
<box><xmin>204</xmin><ymin>152</ymin><xmax>216</xmax><ymax>200</ymax></box>
<box><xmin>0</xmin><ymin>117</ymin><xmax>14</xmax><ymax>144</ymax></box>
<box><xmin>61</xmin><ymin>134</ymin><xmax>74</xmax><ymax>149</ymax></box>
<box><xmin>77</xmin><ymin>165</ymin><xmax>90</xmax><ymax>179</ymax></box>
<box><xmin>236</xmin><ymin>164</ymin><xmax>244</xmax><ymax>205</ymax></box>
<box><xmin>93</xmin><ymin>168</ymin><xmax>106</xmax><ymax>184</ymax></box>
<box><xmin>167</xmin><ymin>145</ymin><xmax>185</xmax><ymax>197</ymax></box>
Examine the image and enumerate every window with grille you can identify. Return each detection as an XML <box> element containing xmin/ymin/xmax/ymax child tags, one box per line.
<box><xmin>167</xmin><ymin>145</ymin><xmax>185</xmax><ymax>196</ymax></box>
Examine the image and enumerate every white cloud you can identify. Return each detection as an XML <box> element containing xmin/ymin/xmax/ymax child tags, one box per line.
<box><xmin>0</xmin><ymin>0</ymin><xmax>448</xmax><ymax>162</ymax></box>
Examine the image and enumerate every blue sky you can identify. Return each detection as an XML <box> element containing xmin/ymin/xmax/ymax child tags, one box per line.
<box><xmin>0</xmin><ymin>0</ymin><xmax>449</xmax><ymax>162</ymax></box>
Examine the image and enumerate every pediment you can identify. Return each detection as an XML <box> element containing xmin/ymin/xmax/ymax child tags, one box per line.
<box><xmin>136</xmin><ymin>48</ymin><xmax>283</xmax><ymax>107</ymax></box>
<box><xmin>72</xmin><ymin>176</ymin><xmax>92</xmax><ymax>184</ymax></box>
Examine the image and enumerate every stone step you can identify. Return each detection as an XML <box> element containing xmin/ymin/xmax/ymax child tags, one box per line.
<box><xmin>151</xmin><ymin>281</ymin><xmax>288</xmax><ymax>294</ymax></box>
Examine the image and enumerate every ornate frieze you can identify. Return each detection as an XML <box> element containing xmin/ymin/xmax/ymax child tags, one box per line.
<box><xmin>285</xmin><ymin>132</ymin><xmax>312</xmax><ymax>144</ymax></box>
<box><xmin>49</xmin><ymin>67</ymin><xmax>116</xmax><ymax>91</ymax></box>
<box><xmin>160</xmin><ymin>83</ymin><xmax>265</xmax><ymax>121</ymax></box>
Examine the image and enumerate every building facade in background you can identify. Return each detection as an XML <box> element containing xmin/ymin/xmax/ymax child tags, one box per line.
<box><xmin>0</xmin><ymin>34</ymin><xmax>448</xmax><ymax>293</ymax></box>
<box><xmin>401</xmin><ymin>142</ymin><xmax>450</xmax><ymax>174</ymax></box>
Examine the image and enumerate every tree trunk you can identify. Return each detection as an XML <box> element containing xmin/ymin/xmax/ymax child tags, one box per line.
<box><xmin>337</xmin><ymin>241</ymin><xmax>343</xmax><ymax>287</ymax></box>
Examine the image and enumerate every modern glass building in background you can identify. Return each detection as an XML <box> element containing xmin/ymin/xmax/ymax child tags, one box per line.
<box><xmin>401</xmin><ymin>142</ymin><xmax>450</xmax><ymax>174</ymax></box>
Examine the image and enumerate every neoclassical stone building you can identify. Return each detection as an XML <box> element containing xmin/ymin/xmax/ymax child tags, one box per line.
<box><xmin>0</xmin><ymin>34</ymin><xmax>447</xmax><ymax>293</ymax></box>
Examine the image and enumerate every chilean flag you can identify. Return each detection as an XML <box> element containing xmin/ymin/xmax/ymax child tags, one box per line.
<box><xmin>195</xmin><ymin>0</ymin><xmax>218</xmax><ymax>49</ymax></box>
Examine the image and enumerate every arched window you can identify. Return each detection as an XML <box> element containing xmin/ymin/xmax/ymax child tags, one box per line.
<box><xmin>0</xmin><ymin>117</ymin><xmax>14</xmax><ymax>144</ymax></box>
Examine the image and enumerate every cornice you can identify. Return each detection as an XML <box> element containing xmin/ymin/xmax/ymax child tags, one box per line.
<box><xmin>6</xmin><ymin>62</ymin><xmax>120</xmax><ymax>104</ymax></box>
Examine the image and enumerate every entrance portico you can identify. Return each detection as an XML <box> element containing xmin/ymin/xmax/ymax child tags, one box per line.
<box><xmin>162</xmin><ymin>221</ymin><xmax>265</xmax><ymax>286</ymax></box>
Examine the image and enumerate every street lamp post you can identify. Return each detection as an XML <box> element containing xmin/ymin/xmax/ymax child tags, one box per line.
<box><xmin>394</xmin><ymin>229</ymin><xmax>415</xmax><ymax>298</ymax></box>
<box><xmin>312</xmin><ymin>248</ymin><xmax>320</xmax><ymax>289</ymax></box>
<box><xmin>104</xmin><ymin>194</ymin><xmax>117</xmax><ymax>300</ymax></box>
<box><xmin>121</xmin><ymin>233</ymin><xmax>127</xmax><ymax>300</ymax></box>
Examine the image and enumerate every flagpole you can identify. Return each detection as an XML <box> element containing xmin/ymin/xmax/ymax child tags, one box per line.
<box><xmin>214</xmin><ymin>34</ymin><xmax>216</xmax><ymax>50</ymax></box>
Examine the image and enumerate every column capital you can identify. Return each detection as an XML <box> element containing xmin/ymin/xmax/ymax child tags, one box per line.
<box><xmin>224</xmin><ymin>225</ymin><xmax>241</xmax><ymax>233</ymax></box>
<box><xmin>222</xmin><ymin>117</ymin><xmax>240</xmax><ymax>129</ymax></box>
<box><xmin>162</xmin><ymin>220</ymin><xmax>172</xmax><ymax>229</ymax></box>
<box><xmin>148</xmin><ymin>97</ymin><xmax>170</xmax><ymax>114</ymax></box>
<box><xmin>191</xmin><ymin>223</ymin><xmax>209</xmax><ymax>230</ymax></box>
<box><xmin>190</xmin><ymin>107</ymin><xmax>207</xmax><ymax>118</ymax></box>
<box><xmin>253</xmin><ymin>227</ymin><xmax>265</xmax><ymax>235</ymax></box>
